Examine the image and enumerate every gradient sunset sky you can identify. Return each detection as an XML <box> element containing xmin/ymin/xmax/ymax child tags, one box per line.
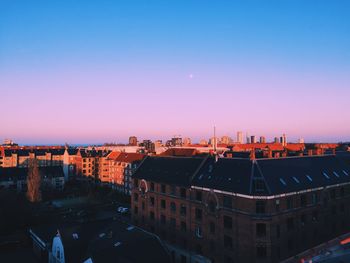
<box><xmin>1</xmin><ymin>0</ymin><xmax>349</xmax><ymax>144</ymax></box>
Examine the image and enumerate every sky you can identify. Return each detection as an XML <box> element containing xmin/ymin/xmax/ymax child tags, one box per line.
<box><xmin>1</xmin><ymin>0</ymin><xmax>350</xmax><ymax>144</ymax></box>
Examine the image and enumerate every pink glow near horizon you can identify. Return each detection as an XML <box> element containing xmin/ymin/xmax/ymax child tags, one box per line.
<box><xmin>1</xmin><ymin>65</ymin><xmax>350</xmax><ymax>144</ymax></box>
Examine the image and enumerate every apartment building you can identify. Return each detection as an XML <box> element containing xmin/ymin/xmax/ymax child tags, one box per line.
<box><xmin>131</xmin><ymin>155</ymin><xmax>350</xmax><ymax>263</ymax></box>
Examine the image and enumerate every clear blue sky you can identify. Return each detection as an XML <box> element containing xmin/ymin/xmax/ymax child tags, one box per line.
<box><xmin>1</xmin><ymin>0</ymin><xmax>349</xmax><ymax>144</ymax></box>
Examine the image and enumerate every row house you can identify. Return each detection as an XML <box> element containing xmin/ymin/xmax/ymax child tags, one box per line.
<box><xmin>131</xmin><ymin>155</ymin><xmax>350</xmax><ymax>263</ymax></box>
<box><xmin>0</xmin><ymin>166</ymin><xmax>65</xmax><ymax>192</ymax></box>
<box><xmin>75</xmin><ymin>149</ymin><xmax>109</xmax><ymax>180</ymax></box>
<box><xmin>99</xmin><ymin>152</ymin><xmax>146</xmax><ymax>194</ymax></box>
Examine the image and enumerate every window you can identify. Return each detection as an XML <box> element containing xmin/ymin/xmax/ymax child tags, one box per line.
<box><xmin>256</xmin><ymin>223</ymin><xmax>266</xmax><ymax>237</ymax></box>
<box><xmin>312</xmin><ymin>193</ymin><xmax>318</xmax><ymax>205</ymax></box>
<box><xmin>181</xmin><ymin>221</ymin><xmax>187</xmax><ymax>232</ymax></box>
<box><xmin>150</xmin><ymin>196</ymin><xmax>155</xmax><ymax>206</ymax></box>
<box><xmin>323</xmin><ymin>172</ymin><xmax>330</xmax><ymax>179</ymax></box>
<box><xmin>292</xmin><ymin>176</ymin><xmax>300</xmax><ymax>184</ymax></box>
<box><xmin>224</xmin><ymin>235</ymin><xmax>233</xmax><ymax>249</ymax></box>
<box><xmin>287</xmin><ymin>197</ymin><xmax>293</xmax><ymax>210</ymax></box>
<box><xmin>170</xmin><ymin>218</ymin><xmax>176</xmax><ymax>228</ymax></box>
<box><xmin>180</xmin><ymin>204</ymin><xmax>187</xmax><ymax>216</ymax></box>
<box><xmin>159</xmin><ymin>184</ymin><xmax>166</xmax><ymax>194</ymax></box>
<box><xmin>134</xmin><ymin>206</ymin><xmax>138</xmax><ymax>215</ymax></box>
<box><xmin>223</xmin><ymin>195</ymin><xmax>232</xmax><ymax>209</ymax></box>
<box><xmin>142</xmin><ymin>202</ymin><xmax>145</xmax><ymax>210</ymax></box>
<box><xmin>300</xmin><ymin>194</ymin><xmax>307</xmax><ymax>207</ymax></box>
<box><xmin>341</xmin><ymin>187</ymin><xmax>345</xmax><ymax>197</ymax></box>
<box><xmin>209</xmin><ymin>200</ymin><xmax>216</xmax><ymax>213</ymax></box>
<box><xmin>180</xmin><ymin>188</ymin><xmax>187</xmax><ymax>198</ymax></box>
<box><xmin>256</xmin><ymin>201</ymin><xmax>266</xmax><ymax>214</ymax></box>
<box><xmin>223</xmin><ymin>216</ymin><xmax>232</xmax><ymax>229</ymax></box>
<box><xmin>196</xmin><ymin>191</ymin><xmax>202</xmax><ymax>201</ymax></box>
<box><xmin>275</xmin><ymin>199</ymin><xmax>280</xmax><ymax>212</ymax></box>
<box><xmin>331</xmin><ymin>189</ymin><xmax>336</xmax><ymax>199</ymax></box>
<box><xmin>170</xmin><ymin>185</ymin><xmax>176</xmax><ymax>195</ymax></box>
<box><xmin>209</xmin><ymin>221</ymin><xmax>215</xmax><ymax>234</ymax></box>
<box><xmin>256</xmin><ymin>247</ymin><xmax>267</xmax><ymax>258</ymax></box>
<box><xmin>301</xmin><ymin>214</ymin><xmax>306</xmax><ymax>226</ymax></box>
<box><xmin>287</xmin><ymin>218</ymin><xmax>294</xmax><ymax>231</ymax></box>
<box><xmin>150</xmin><ymin>182</ymin><xmax>155</xmax><ymax>191</ymax></box>
<box><xmin>134</xmin><ymin>179</ymin><xmax>139</xmax><ymax>187</ymax></box>
<box><xmin>306</xmin><ymin>174</ymin><xmax>313</xmax><ymax>182</ymax></box>
<box><xmin>279</xmin><ymin>178</ymin><xmax>287</xmax><ymax>186</ymax></box>
<box><xmin>133</xmin><ymin>193</ymin><xmax>139</xmax><ymax>202</ymax></box>
<box><xmin>195</xmin><ymin>226</ymin><xmax>202</xmax><ymax>238</ymax></box>
<box><xmin>150</xmin><ymin>211</ymin><xmax>155</xmax><ymax>220</ymax></box>
<box><xmin>161</xmin><ymin>214</ymin><xmax>166</xmax><ymax>225</ymax></box>
<box><xmin>195</xmin><ymin>208</ymin><xmax>202</xmax><ymax>221</ymax></box>
<box><xmin>161</xmin><ymin>199</ymin><xmax>166</xmax><ymax>209</ymax></box>
<box><xmin>170</xmin><ymin>202</ymin><xmax>176</xmax><ymax>213</ymax></box>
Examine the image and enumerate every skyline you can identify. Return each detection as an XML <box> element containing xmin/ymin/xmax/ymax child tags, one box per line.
<box><xmin>1</xmin><ymin>0</ymin><xmax>350</xmax><ymax>144</ymax></box>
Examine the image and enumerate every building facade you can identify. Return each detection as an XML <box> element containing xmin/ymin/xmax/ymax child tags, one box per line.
<box><xmin>131</xmin><ymin>155</ymin><xmax>350</xmax><ymax>263</ymax></box>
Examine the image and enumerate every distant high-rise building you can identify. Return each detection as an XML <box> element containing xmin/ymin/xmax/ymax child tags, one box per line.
<box><xmin>237</xmin><ymin>131</ymin><xmax>244</xmax><ymax>144</ymax></box>
<box><xmin>280</xmin><ymin>134</ymin><xmax>287</xmax><ymax>146</ymax></box>
<box><xmin>246</xmin><ymin>136</ymin><xmax>251</xmax><ymax>144</ymax></box>
<box><xmin>199</xmin><ymin>139</ymin><xmax>208</xmax><ymax>146</ymax></box>
<box><xmin>171</xmin><ymin>136</ymin><xmax>182</xmax><ymax>147</ymax></box>
<box><xmin>251</xmin><ymin>135</ymin><xmax>256</xmax><ymax>144</ymax></box>
<box><xmin>260</xmin><ymin>136</ymin><xmax>266</xmax><ymax>143</ymax></box>
<box><xmin>183</xmin><ymin>137</ymin><xmax>192</xmax><ymax>146</ymax></box>
<box><xmin>154</xmin><ymin>140</ymin><xmax>163</xmax><ymax>148</ymax></box>
<box><xmin>129</xmin><ymin>136</ymin><xmax>138</xmax><ymax>146</ymax></box>
<box><xmin>143</xmin><ymin>140</ymin><xmax>155</xmax><ymax>153</ymax></box>
<box><xmin>274</xmin><ymin>137</ymin><xmax>279</xmax><ymax>143</ymax></box>
<box><xmin>298</xmin><ymin>138</ymin><xmax>305</xmax><ymax>144</ymax></box>
<box><xmin>220</xmin><ymin>136</ymin><xmax>232</xmax><ymax>145</ymax></box>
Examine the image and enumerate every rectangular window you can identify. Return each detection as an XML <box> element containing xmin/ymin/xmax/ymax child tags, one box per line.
<box><xmin>170</xmin><ymin>218</ymin><xmax>176</xmax><ymax>228</ymax></box>
<box><xmin>300</xmin><ymin>194</ymin><xmax>307</xmax><ymax>207</ymax></box>
<box><xmin>223</xmin><ymin>195</ymin><xmax>232</xmax><ymax>209</ymax></box>
<box><xmin>275</xmin><ymin>199</ymin><xmax>280</xmax><ymax>212</ymax></box>
<box><xmin>161</xmin><ymin>184</ymin><xmax>166</xmax><ymax>194</ymax></box>
<box><xmin>134</xmin><ymin>179</ymin><xmax>139</xmax><ymax>187</ymax></box>
<box><xmin>170</xmin><ymin>202</ymin><xmax>176</xmax><ymax>213</ymax></box>
<box><xmin>161</xmin><ymin>199</ymin><xmax>166</xmax><ymax>209</ymax></box>
<box><xmin>180</xmin><ymin>188</ymin><xmax>187</xmax><ymax>198</ymax></box>
<box><xmin>181</xmin><ymin>221</ymin><xmax>187</xmax><ymax>232</ymax></box>
<box><xmin>195</xmin><ymin>208</ymin><xmax>202</xmax><ymax>221</ymax></box>
<box><xmin>161</xmin><ymin>214</ymin><xmax>166</xmax><ymax>225</ymax></box>
<box><xmin>150</xmin><ymin>182</ymin><xmax>155</xmax><ymax>191</ymax></box>
<box><xmin>312</xmin><ymin>193</ymin><xmax>318</xmax><ymax>205</ymax></box>
<box><xmin>287</xmin><ymin>197</ymin><xmax>293</xmax><ymax>210</ymax></box>
<box><xmin>134</xmin><ymin>206</ymin><xmax>138</xmax><ymax>215</ymax></box>
<box><xmin>196</xmin><ymin>191</ymin><xmax>202</xmax><ymax>201</ymax></box>
<box><xmin>256</xmin><ymin>223</ymin><xmax>266</xmax><ymax>237</ymax></box>
<box><xmin>224</xmin><ymin>235</ymin><xmax>233</xmax><ymax>249</ymax></box>
<box><xmin>180</xmin><ymin>205</ymin><xmax>187</xmax><ymax>216</ymax></box>
<box><xmin>256</xmin><ymin>201</ymin><xmax>266</xmax><ymax>214</ymax></box>
<box><xmin>150</xmin><ymin>196</ymin><xmax>155</xmax><ymax>206</ymax></box>
<box><xmin>150</xmin><ymin>211</ymin><xmax>155</xmax><ymax>220</ymax></box>
<box><xmin>210</xmin><ymin>222</ymin><xmax>215</xmax><ymax>234</ymax></box>
<box><xmin>133</xmin><ymin>193</ymin><xmax>139</xmax><ymax>202</ymax></box>
<box><xmin>224</xmin><ymin>216</ymin><xmax>233</xmax><ymax>229</ymax></box>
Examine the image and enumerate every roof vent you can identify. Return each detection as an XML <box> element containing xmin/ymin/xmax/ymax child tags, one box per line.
<box><xmin>306</xmin><ymin>175</ymin><xmax>313</xmax><ymax>182</ymax></box>
<box><xmin>279</xmin><ymin>178</ymin><xmax>287</xmax><ymax>186</ymax></box>
<box><xmin>292</xmin><ymin>177</ymin><xmax>300</xmax><ymax>184</ymax></box>
<box><xmin>127</xmin><ymin>226</ymin><xmax>135</xmax><ymax>231</ymax></box>
<box><xmin>323</xmin><ymin>172</ymin><xmax>330</xmax><ymax>179</ymax></box>
<box><xmin>99</xmin><ymin>233</ymin><xmax>106</xmax><ymax>238</ymax></box>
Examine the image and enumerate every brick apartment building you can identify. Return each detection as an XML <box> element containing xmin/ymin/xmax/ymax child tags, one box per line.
<box><xmin>99</xmin><ymin>152</ymin><xmax>146</xmax><ymax>194</ymax></box>
<box><xmin>131</xmin><ymin>154</ymin><xmax>350</xmax><ymax>263</ymax></box>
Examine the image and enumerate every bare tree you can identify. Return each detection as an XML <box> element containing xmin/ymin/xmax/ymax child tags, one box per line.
<box><xmin>27</xmin><ymin>158</ymin><xmax>42</xmax><ymax>202</ymax></box>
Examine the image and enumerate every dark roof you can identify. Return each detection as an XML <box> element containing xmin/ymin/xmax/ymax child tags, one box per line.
<box><xmin>0</xmin><ymin>166</ymin><xmax>64</xmax><ymax>182</ymax></box>
<box><xmin>160</xmin><ymin>148</ymin><xmax>198</xmax><ymax>157</ymax></box>
<box><xmin>133</xmin><ymin>156</ymin><xmax>206</xmax><ymax>187</ymax></box>
<box><xmin>135</xmin><ymin>155</ymin><xmax>350</xmax><ymax>196</ymax></box>
<box><xmin>256</xmin><ymin>155</ymin><xmax>350</xmax><ymax>195</ymax></box>
<box><xmin>80</xmin><ymin>150</ymin><xmax>109</xmax><ymax>158</ymax></box>
<box><xmin>30</xmin><ymin>219</ymin><xmax>170</xmax><ymax>263</ymax></box>
<box><xmin>112</xmin><ymin>152</ymin><xmax>146</xmax><ymax>163</ymax></box>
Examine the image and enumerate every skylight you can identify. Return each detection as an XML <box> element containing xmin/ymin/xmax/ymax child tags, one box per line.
<box><xmin>279</xmin><ymin>178</ymin><xmax>287</xmax><ymax>186</ymax></box>
<box><xmin>292</xmin><ymin>177</ymin><xmax>300</xmax><ymax>184</ymax></box>
<box><xmin>127</xmin><ymin>226</ymin><xmax>135</xmax><ymax>231</ymax></box>
<box><xmin>333</xmin><ymin>171</ymin><xmax>340</xmax><ymax>178</ymax></box>
<box><xmin>114</xmin><ymin>242</ymin><xmax>122</xmax><ymax>247</ymax></box>
<box><xmin>306</xmin><ymin>175</ymin><xmax>313</xmax><ymax>182</ymax></box>
<box><xmin>323</xmin><ymin>172</ymin><xmax>330</xmax><ymax>179</ymax></box>
<box><xmin>343</xmin><ymin>170</ymin><xmax>349</xmax><ymax>176</ymax></box>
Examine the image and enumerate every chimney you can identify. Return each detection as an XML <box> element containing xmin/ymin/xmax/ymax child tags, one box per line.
<box><xmin>268</xmin><ymin>149</ymin><xmax>273</xmax><ymax>158</ymax></box>
<box><xmin>308</xmin><ymin>149</ymin><xmax>313</xmax><ymax>156</ymax></box>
